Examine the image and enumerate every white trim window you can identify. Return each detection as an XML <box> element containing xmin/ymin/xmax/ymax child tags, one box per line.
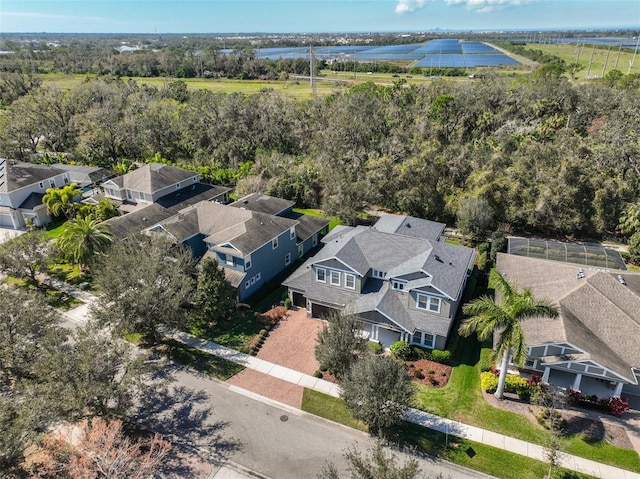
<box><xmin>290</xmin><ymin>227</ymin><xmax>296</xmax><ymax>240</ymax></box>
<box><xmin>416</xmin><ymin>294</ymin><xmax>441</xmax><ymax>313</ymax></box>
<box><xmin>411</xmin><ymin>331</ymin><xmax>435</xmax><ymax>348</ymax></box>
<box><xmin>256</xmin><ymin>272</ymin><xmax>261</xmax><ymax>281</ymax></box>
<box><xmin>245</xmin><ymin>255</ymin><xmax>252</xmax><ymax>270</ymax></box>
<box><xmin>345</xmin><ymin>273</ymin><xmax>356</xmax><ymax>290</ymax></box>
<box><xmin>139</xmin><ymin>191</ymin><xmax>145</xmax><ymax>200</ymax></box>
<box><xmin>372</xmin><ymin>269</ymin><xmax>386</xmax><ymax>279</ymax></box>
<box><xmin>39</xmin><ymin>181</ymin><xmax>44</xmax><ymax>189</ymax></box>
<box><xmin>49</xmin><ymin>179</ymin><xmax>56</xmax><ymax>188</ymax></box>
<box><xmin>245</xmin><ymin>281</ymin><xmax>250</xmax><ymax>288</ymax></box>
<box><xmin>272</xmin><ymin>238</ymin><xmax>279</xmax><ymax>249</ymax></box>
<box><xmin>330</xmin><ymin>270</ymin><xmax>341</xmax><ymax>286</ymax></box>
<box><xmin>176</xmin><ymin>182</ymin><xmax>181</xmax><ymax>189</ymax></box>
<box><xmin>392</xmin><ymin>279</ymin><xmax>406</xmax><ymax>291</ymax></box>
<box><xmin>226</xmin><ymin>254</ymin><xmax>234</xmax><ymax>266</ymax></box>
<box><xmin>285</xmin><ymin>253</ymin><xmax>291</xmax><ymax>265</ymax></box>
<box><xmin>312</xmin><ymin>234</ymin><xmax>318</xmax><ymax>247</ymax></box>
<box><xmin>316</xmin><ymin>267</ymin><xmax>326</xmax><ymax>283</ymax></box>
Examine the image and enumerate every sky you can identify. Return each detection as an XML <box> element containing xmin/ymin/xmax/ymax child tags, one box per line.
<box><xmin>0</xmin><ymin>0</ymin><xmax>638</xmax><ymax>34</ymax></box>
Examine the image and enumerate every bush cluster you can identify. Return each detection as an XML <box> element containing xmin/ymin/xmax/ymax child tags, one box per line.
<box><xmin>249</xmin><ymin>328</ymin><xmax>270</xmax><ymax>355</ymax></box>
<box><xmin>389</xmin><ymin>341</ymin><xmax>412</xmax><ymax>360</ymax></box>
<box><xmin>480</xmin><ymin>371</ymin><xmax>529</xmax><ymax>394</ymax></box>
<box><xmin>567</xmin><ymin>388</ymin><xmax>630</xmax><ymax>417</ymax></box>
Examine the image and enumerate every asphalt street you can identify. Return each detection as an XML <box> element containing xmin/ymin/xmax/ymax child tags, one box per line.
<box><xmin>138</xmin><ymin>362</ymin><xmax>495</xmax><ymax>479</ymax></box>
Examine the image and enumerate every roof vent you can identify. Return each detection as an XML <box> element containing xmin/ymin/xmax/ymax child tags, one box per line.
<box><xmin>406</xmin><ymin>223</ymin><xmax>411</xmax><ymax>228</ymax></box>
<box><xmin>577</xmin><ymin>268</ymin><xmax>585</xmax><ymax>279</ymax></box>
<box><xmin>244</xmin><ymin>200</ymin><xmax>249</xmax><ymax>204</ymax></box>
<box><xmin>618</xmin><ymin>274</ymin><xmax>627</xmax><ymax>285</ymax></box>
<box><xmin>142</xmin><ymin>217</ymin><xmax>147</xmax><ymax>221</ymax></box>
<box><xmin>435</xmin><ymin>255</ymin><xmax>443</xmax><ymax>263</ymax></box>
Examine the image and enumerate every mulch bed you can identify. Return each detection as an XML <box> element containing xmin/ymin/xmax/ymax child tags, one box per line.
<box><xmin>405</xmin><ymin>359</ymin><xmax>452</xmax><ymax>388</ymax></box>
<box><xmin>482</xmin><ymin>391</ymin><xmax>635</xmax><ymax>450</ymax></box>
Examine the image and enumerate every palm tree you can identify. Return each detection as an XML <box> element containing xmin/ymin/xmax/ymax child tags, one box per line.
<box><xmin>42</xmin><ymin>183</ymin><xmax>82</xmax><ymax>220</ymax></box>
<box><xmin>56</xmin><ymin>216</ymin><xmax>114</xmax><ymax>269</ymax></box>
<box><xmin>459</xmin><ymin>269</ymin><xmax>558</xmax><ymax>399</ymax></box>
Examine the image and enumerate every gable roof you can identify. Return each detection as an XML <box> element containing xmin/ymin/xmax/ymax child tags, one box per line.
<box><xmin>196</xmin><ymin>202</ymin><xmax>298</xmax><ymax>256</ymax></box>
<box><xmin>496</xmin><ymin>252</ymin><xmax>640</xmax><ymax>382</ymax></box>
<box><xmin>0</xmin><ymin>161</ymin><xmax>68</xmax><ymax>193</ymax></box>
<box><xmin>106</xmin><ymin>163</ymin><xmax>196</xmax><ymax>193</ymax></box>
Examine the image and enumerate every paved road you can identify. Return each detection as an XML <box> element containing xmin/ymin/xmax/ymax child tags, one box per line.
<box><xmin>138</xmin><ymin>362</ymin><xmax>494</xmax><ymax>479</ymax></box>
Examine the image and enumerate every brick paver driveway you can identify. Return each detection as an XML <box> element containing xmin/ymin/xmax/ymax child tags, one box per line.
<box><xmin>227</xmin><ymin>307</ymin><xmax>326</xmax><ymax>408</ymax></box>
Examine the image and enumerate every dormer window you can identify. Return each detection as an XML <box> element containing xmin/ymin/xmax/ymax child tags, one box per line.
<box><xmin>345</xmin><ymin>273</ymin><xmax>356</xmax><ymax>289</ymax></box>
<box><xmin>226</xmin><ymin>254</ymin><xmax>234</xmax><ymax>266</ymax></box>
<box><xmin>392</xmin><ymin>280</ymin><xmax>406</xmax><ymax>291</ymax></box>
<box><xmin>245</xmin><ymin>255</ymin><xmax>252</xmax><ymax>270</ymax></box>
<box><xmin>330</xmin><ymin>271</ymin><xmax>341</xmax><ymax>286</ymax></box>
<box><xmin>372</xmin><ymin>269</ymin><xmax>385</xmax><ymax>279</ymax></box>
<box><xmin>316</xmin><ymin>267</ymin><xmax>326</xmax><ymax>283</ymax></box>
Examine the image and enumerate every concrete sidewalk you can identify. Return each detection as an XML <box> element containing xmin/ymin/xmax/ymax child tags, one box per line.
<box><xmin>50</xmin><ymin>279</ymin><xmax>640</xmax><ymax>479</ymax></box>
<box><xmin>166</xmin><ymin>329</ymin><xmax>640</xmax><ymax>479</ymax></box>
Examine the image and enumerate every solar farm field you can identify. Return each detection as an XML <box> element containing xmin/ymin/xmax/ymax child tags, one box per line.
<box><xmin>248</xmin><ymin>39</ymin><xmax>523</xmax><ymax>68</ymax></box>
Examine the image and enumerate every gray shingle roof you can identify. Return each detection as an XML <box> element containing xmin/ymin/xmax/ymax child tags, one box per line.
<box><xmin>282</xmin><ymin>212</ymin><xmax>329</xmax><ymax>242</ymax></box>
<box><xmin>0</xmin><ymin>161</ymin><xmax>67</xmax><ymax>193</ymax></box>
<box><xmin>197</xmin><ymin>201</ymin><xmax>298</xmax><ymax>256</ymax></box>
<box><xmin>107</xmin><ymin>163</ymin><xmax>196</xmax><ymax>193</ymax></box>
<box><xmin>496</xmin><ymin>253</ymin><xmax>640</xmax><ymax>382</ymax></box>
<box><xmin>283</xmin><ymin>215</ymin><xmax>475</xmax><ymax>338</ymax></box>
<box><xmin>373</xmin><ymin>215</ymin><xmax>446</xmax><ymax>241</ymax></box>
<box><xmin>230</xmin><ymin>193</ymin><xmax>295</xmax><ymax>216</ymax></box>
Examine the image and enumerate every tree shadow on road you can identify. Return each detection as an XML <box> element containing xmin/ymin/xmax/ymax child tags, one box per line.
<box><xmin>134</xmin><ymin>361</ymin><xmax>242</xmax><ymax>474</ymax></box>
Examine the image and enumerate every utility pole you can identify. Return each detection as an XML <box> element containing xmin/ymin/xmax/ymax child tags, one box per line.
<box><xmin>586</xmin><ymin>43</ymin><xmax>596</xmax><ymax>78</ymax></box>
<box><xmin>629</xmin><ymin>37</ymin><xmax>640</xmax><ymax>75</ymax></box>
<box><xmin>602</xmin><ymin>44</ymin><xmax>611</xmax><ymax>77</ymax></box>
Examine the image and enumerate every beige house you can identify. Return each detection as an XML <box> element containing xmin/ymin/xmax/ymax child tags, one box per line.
<box><xmin>497</xmin><ymin>253</ymin><xmax>640</xmax><ymax>399</ymax></box>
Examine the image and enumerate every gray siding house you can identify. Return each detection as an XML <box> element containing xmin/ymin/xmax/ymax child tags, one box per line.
<box><xmin>0</xmin><ymin>159</ymin><xmax>110</xmax><ymax>229</ymax></box>
<box><xmin>283</xmin><ymin>215</ymin><xmax>476</xmax><ymax>350</ymax></box>
<box><xmin>497</xmin><ymin>253</ymin><xmax>640</xmax><ymax>399</ymax></box>
<box><xmin>231</xmin><ymin>193</ymin><xmax>329</xmax><ymax>260</ymax></box>
<box><xmin>101</xmin><ymin>163</ymin><xmax>208</xmax><ymax>205</ymax></box>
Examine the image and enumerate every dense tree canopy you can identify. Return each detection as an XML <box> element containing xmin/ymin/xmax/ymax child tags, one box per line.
<box><xmin>1</xmin><ymin>71</ymin><xmax>639</xmax><ymax>238</ymax></box>
<box><xmin>91</xmin><ymin>234</ymin><xmax>195</xmax><ymax>344</ymax></box>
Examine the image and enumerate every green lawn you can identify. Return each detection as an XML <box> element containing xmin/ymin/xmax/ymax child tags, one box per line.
<box><xmin>156</xmin><ymin>338</ymin><xmax>245</xmax><ymax>380</ymax></box>
<box><xmin>302</xmin><ymin>389</ymin><xmax>368</xmax><ymax>432</ymax></box>
<box><xmin>524</xmin><ymin>42</ymin><xmax>640</xmax><ymax>78</ymax></box>
<box><xmin>188</xmin><ymin>310</ymin><xmax>257</xmax><ymax>353</ymax></box>
<box><xmin>292</xmin><ymin>207</ymin><xmax>342</xmax><ymax>231</ymax></box>
<box><xmin>301</xmin><ymin>389</ymin><xmax>597</xmax><ymax>479</ymax></box>
<box><xmin>43</xmin><ymin>220</ymin><xmax>67</xmax><ymax>239</ymax></box>
<box><xmin>413</xmin><ymin>334</ymin><xmax>640</xmax><ymax>472</ymax></box>
<box><xmin>47</xmin><ymin>262</ymin><xmax>93</xmax><ymax>289</ymax></box>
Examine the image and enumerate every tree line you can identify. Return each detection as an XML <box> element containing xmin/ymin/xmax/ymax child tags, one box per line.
<box><xmin>1</xmin><ymin>70</ymin><xmax>639</xmax><ymax>239</ymax></box>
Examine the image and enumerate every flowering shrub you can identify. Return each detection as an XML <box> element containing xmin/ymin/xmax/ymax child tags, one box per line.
<box><xmin>567</xmin><ymin>388</ymin><xmax>630</xmax><ymax>417</ymax></box>
<box><xmin>480</xmin><ymin>372</ymin><xmax>529</xmax><ymax>394</ymax></box>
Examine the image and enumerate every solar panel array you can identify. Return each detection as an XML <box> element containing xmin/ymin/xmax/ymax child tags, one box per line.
<box><xmin>233</xmin><ymin>39</ymin><xmax>522</xmax><ymax>68</ymax></box>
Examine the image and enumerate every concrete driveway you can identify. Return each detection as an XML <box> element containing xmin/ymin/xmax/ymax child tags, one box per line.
<box><xmin>0</xmin><ymin>226</ymin><xmax>25</xmax><ymax>243</ymax></box>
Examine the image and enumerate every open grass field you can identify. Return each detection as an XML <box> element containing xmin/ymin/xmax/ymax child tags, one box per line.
<box><xmin>527</xmin><ymin>42</ymin><xmax>640</xmax><ymax>78</ymax></box>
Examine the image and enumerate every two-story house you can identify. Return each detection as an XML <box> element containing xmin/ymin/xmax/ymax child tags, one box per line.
<box><xmin>146</xmin><ymin>201</ymin><xmax>301</xmax><ymax>302</ymax></box>
<box><xmin>0</xmin><ymin>159</ymin><xmax>110</xmax><ymax>229</ymax></box>
<box><xmin>497</xmin><ymin>252</ymin><xmax>640</xmax><ymax>400</ymax></box>
<box><xmin>230</xmin><ymin>193</ymin><xmax>329</xmax><ymax>259</ymax></box>
<box><xmin>101</xmin><ymin>163</ymin><xmax>213</xmax><ymax>208</ymax></box>
<box><xmin>283</xmin><ymin>215</ymin><xmax>476</xmax><ymax>350</ymax></box>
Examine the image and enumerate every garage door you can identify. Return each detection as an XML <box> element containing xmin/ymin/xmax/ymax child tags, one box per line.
<box><xmin>311</xmin><ymin>303</ymin><xmax>338</xmax><ymax>319</ymax></box>
<box><xmin>0</xmin><ymin>214</ymin><xmax>13</xmax><ymax>228</ymax></box>
<box><xmin>292</xmin><ymin>291</ymin><xmax>306</xmax><ymax>308</ymax></box>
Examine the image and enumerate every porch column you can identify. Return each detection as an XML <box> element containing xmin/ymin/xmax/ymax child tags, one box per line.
<box><xmin>541</xmin><ymin>367</ymin><xmax>550</xmax><ymax>384</ymax></box>
<box><xmin>613</xmin><ymin>382</ymin><xmax>624</xmax><ymax>397</ymax></box>
<box><xmin>572</xmin><ymin>373</ymin><xmax>582</xmax><ymax>392</ymax></box>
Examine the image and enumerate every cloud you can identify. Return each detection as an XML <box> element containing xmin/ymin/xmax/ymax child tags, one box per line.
<box><xmin>444</xmin><ymin>0</ymin><xmax>535</xmax><ymax>13</ymax></box>
<box><xmin>395</xmin><ymin>0</ymin><xmax>433</xmax><ymax>14</ymax></box>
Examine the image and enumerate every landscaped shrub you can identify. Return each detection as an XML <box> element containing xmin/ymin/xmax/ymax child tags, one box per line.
<box><xmin>430</xmin><ymin>349</ymin><xmax>452</xmax><ymax>364</ymax></box>
<box><xmin>427</xmin><ymin>369</ymin><xmax>435</xmax><ymax>375</ymax></box>
<box><xmin>367</xmin><ymin>341</ymin><xmax>383</xmax><ymax>354</ymax></box>
<box><xmin>410</xmin><ymin>345</ymin><xmax>429</xmax><ymax>360</ymax></box>
<box><xmin>284</xmin><ymin>297</ymin><xmax>292</xmax><ymax>309</ymax></box>
<box><xmin>516</xmin><ymin>387</ymin><xmax>531</xmax><ymax>401</ymax></box>
<box><xmin>567</xmin><ymin>388</ymin><xmax>630</xmax><ymax>417</ymax></box>
<box><xmin>481</xmin><ymin>371</ymin><xmax>499</xmax><ymax>393</ymax></box>
<box><xmin>504</xmin><ymin>375</ymin><xmax>529</xmax><ymax>393</ymax></box>
<box><xmin>313</xmin><ymin>369</ymin><xmax>323</xmax><ymax>378</ymax></box>
<box><xmin>259</xmin><ymin>328</ymin><xmax>268</xmax><ymax>337</ymax></box>
<box><xmin>415</xmin><ymin>368</ymin><xmax>425</xmax><ymax>380</ymax></box>
<box><xmin>479</xmin><ymin>348</ymin><xmax>494</xmax><ymax>372</ymax></box>
<box><xmin>390</xmin><ymin>340</ymin><xmax>412</xmax><ymax>360</ymax></box>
